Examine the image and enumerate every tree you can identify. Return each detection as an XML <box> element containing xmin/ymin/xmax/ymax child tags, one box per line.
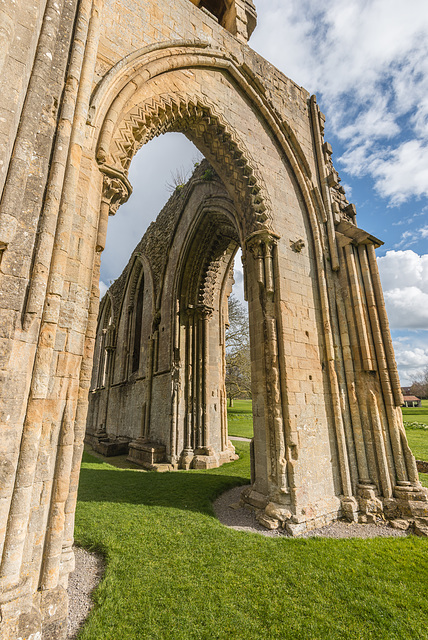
<box><xmin>225</xmin><ymin>295</ymin><xmax>251</xmax><ymax>406</ymax></box>
<box><xmin>409</xmin><ymin>367</ymin><xmax>428</xmax><ymax>399</ymax></box>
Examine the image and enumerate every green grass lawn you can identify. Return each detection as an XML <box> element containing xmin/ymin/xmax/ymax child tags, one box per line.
<box><xmin>227</xmin><ymin>399</ymin><xmax>253</xmax><ymax>414</ymax></box>
<box><xmin>227</xmin><ymin>398</ymin><xmax>253</xmax><ymax>439</ymax></box>
<box><xmin>74</xmin><ymin>439</ymin><xmax>428</xmax><ymax>640</ymax></box>
<box><xmin>405</xmin><ymin>430</ymin><xmax>428</xmax><ymax>461</ymax></box>
<box><xmin>402</xmin><ymin>399</ymin><xmax>428</xmax><ymax>424</ymax></box>
<box><xmin>402</xmin><ymin>398</ymin><xmax>428</xmax><ymax>459</ymax></box>
<box><xmin>227</xmin><ymin>400</ymin><xmax>428</xmax><ymax>459</ymax></box>
<box><xmin>403</xmin><ymin>409</ymin><xmax>428</xmax><ymax>424</ymax></box>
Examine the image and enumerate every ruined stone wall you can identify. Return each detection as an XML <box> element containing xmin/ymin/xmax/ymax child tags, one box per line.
<box><xmin>87</xmin><ymin>163</ymin><xmax>238</xmax><ymax>466</ymax></box>
<box><xmin>0</xmin><ymin>0</ymin><xmax>427</xmax><ymax>638</ymax></box>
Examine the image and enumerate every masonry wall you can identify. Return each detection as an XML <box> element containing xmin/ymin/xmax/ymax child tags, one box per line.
<box><xmin>86</xmin><ymin>173</ymin><xmax>238</xmax><ymax>464</ymax></box>
<box><xmin>0</xmin><ymin>0</ymin><xmax>426</xmax><ymax>638</ymax></box>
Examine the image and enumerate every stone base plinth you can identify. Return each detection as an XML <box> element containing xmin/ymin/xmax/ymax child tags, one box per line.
<box><xmin>127</xmin><ymin>441</ymin><xmax>167</xmax><ymax>469</ymax></box>
<box><xmin>191</xmin><ymin>445</ymin><xmax>238</xmax><ymax>469</ymax></box>
<box><xmin>0</xmin><ymin>585</ymin><xmax>68</xmax><ymax>640</ymax></box>
<box><xmin>241</xmin><ymin>482</ymin><xmax>428</xmax><ymax>535</ymax></box>
<box><xmin>94</xmin><ymin>438</ymin><xmax>129</xmax><ymax>457</ymax></box>
<box><xmin>85</xmin><ymin>434</ymin><xmax>129</xmax><ymax>457</ymax></box>
<box><xmin>192</xmin><ymin>454</ymin><xmax>220</xmax><ymax>469</ymax></box>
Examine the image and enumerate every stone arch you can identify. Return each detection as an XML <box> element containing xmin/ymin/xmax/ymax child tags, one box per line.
<box><xmin>131</xmin><ymin>270</ymin><xmax>145</xmax><ymax>374</ymax></box>
<box><xmin>88</xmin><ymin>47</ymin><xmax>370</xmax><ymax>509</ymax></box>
<box><xmin>90</xmin><ymin>292</ymin><xmax>114</xmax><ymax>391</ymax></box>
<box><xmin>171</xmin><ymin>191</ymin><xmax>241</xmax><ymax>468</ymax></box>
<box><xmin>88</xmin><ymin>42</ymin><xmax>318</xmax><ymax>229</ymax></box>
<box><xmin>90</xmin><ymin>44</ymin><xmax>309</xmax><ymax>243</ymax></box>
<box><xmin>112</xmin><ymin>253</ymin><xmax>155</xmax><ymax>383</ymax></box>
<box><xmin>178</xmin><ymin>209</ymin><xmax>239</xmax><ymax>311</ymax></box>
<box><xmin>87</xmin><ymin>291</ymin><xmax>117</xmax><ymax>444</ymax></box>
<box><xmin>2</xmin><ymin>4</ymin><xmax>428</xmax><ymax>638</ymax></box>
<box><xmin>98</xmin><ymin>94</ymin><xmax>273</xmax><ymax>241</ymax></box>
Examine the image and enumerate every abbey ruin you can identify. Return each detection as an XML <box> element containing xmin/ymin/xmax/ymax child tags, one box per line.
<box><xmin>0</xmin><ymin>0</ymin><xmax>427</xmax><ymax>637</ymax></box>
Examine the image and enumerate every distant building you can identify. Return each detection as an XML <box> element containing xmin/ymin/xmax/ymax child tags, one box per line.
<box><xmin>402</xmin><ymin>395</ymin><xmax>422</xmax><ymax>408</ymax></box>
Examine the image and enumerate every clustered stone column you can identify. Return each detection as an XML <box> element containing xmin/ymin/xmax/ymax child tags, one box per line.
<box><xmin>179</xmin><ymin>304</ymin><xmax>220</xmax><ymax>470</ymax></box>
<box><xmin>242</xmin><ymin>230</ymin><xmax>297</xmax><ymax>529</ymax></box>
<box><xmin>334</xmin><ymin>226</ymin><xmax>425</xmax><ymax>522</ymax></box>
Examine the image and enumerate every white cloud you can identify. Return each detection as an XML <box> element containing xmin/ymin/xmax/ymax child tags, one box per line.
<box><xmin>383</xmin><ymin>287</ymin><xmax>428</xmax><ymax>329</ymax></box>
<box><xmin>231</xmin><ymin>249</ymin><xmax>246</xmax><ymax>307</ymax></box>
<box><xmin>377</xmin><ymin>250</ymin><xmax>428</xmax><ymax>330</ymax></box>
<box><xmin>99</xmin><ymin>280</ymin><xmax>108</xmax><ymax>298</ymax></box>
<box><xmin>392</xmin><ymin>336</ymin><xmax>428</xmax><ymax>385</ymax></box>
<box><xmin>394</xmin><ymin>223</ymin><xmax>428</xmax><ymax>248</ymax></box>
<box><xmin>101</xmin><ymin>133</ymin><xmax>200</xmax><ymax>285</ymax></box>
<box><xmin>377</xmin><ymin>250</ymin><xmax>428</xmax><ymax>383</ymax></box>
<box><xmin>371</xmin><ymin>141</ymin><xmax>428</xmax><ymax>204</ymax></box>
<box><xmin>252</xmin><ymin>0</ymin><xmax>428</xmax><ymax>205</ymax></box>
<box><xmin>378</xmin><ymin>250</ymin><xmax>428</xmax><ymax>292</ymax></box>
<box><xmin>340</xmin><ymin>141</ymin><xmax>428</xmax><ymax>205</ymax></box>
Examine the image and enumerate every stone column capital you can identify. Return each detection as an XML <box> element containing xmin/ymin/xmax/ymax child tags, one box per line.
<box><xmin>99</xmin><ymin>164</ymin><xmax>133</xmax><ymax>215</ymax></box>
<box><xmin>196</xmin><ymin>304</ymin><xmax>214</xmax><ymax>319</ymax></box>
<box><xmin>244</xmin><ymin>228</ymin><xmax>280</xmax><ymax>257</ymax></box>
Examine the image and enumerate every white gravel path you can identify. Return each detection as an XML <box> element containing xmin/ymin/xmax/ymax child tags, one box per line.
<box><xmin>67</xmin><ymin>547</ymin><xmax>104</xmax><ymax>639</ymax></box>
<box><xmin>213</xmin><ymin>484</ymin><xmax>410</xmax><ymax>539</ymax></box>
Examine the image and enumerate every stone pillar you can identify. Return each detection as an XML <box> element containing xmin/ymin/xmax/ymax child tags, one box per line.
<box><xmin>242</xmin><ymin>230</ymin><xmax>293</xmax><ymax>529</ymax></box>
<box><xmin>181</xmin><ymin>307</ymin><xmax>195</xmax><ymax>469</ymax></box>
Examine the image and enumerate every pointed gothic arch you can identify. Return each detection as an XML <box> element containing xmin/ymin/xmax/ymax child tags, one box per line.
<box><xmin>1</xmin><ymin>4</ymin><xmax>427</xmax><ymax>636</ymax></box>
<box><xmin>172</xmin><ymin>184</ymin><xmax>241</xmax><ymax>468</ymax></box>
<box><xmin>91</xmin><ymin>292</ymin><xmax>114</xmax><ymax>391</ymax></box>
<box><xmin>88</xmin><ymin>44</ymin><xmax>424</xmax><ymax>522</ymax></box>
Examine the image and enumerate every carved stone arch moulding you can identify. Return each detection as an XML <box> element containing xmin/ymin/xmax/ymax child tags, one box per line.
<box><xmin>168</xmin><ymin>192</ymin><xmax>240</xmax><ymax>329</ymax></box>
<box><xmin>180</xmin><ymin>211</ymin><xmax>239</xmax><ymax>311</ymax></box>
<box><xmin>97</xmin><ymin>92</ymin><xmax>274</xmax><ymax>240</ymax></box>
<box><xmin>100</xmin><ymin>291</ymin><xmax>114</xmax><ymax>329</ymax></box>
<box><xmin>127</xmin><ymin>258</ymin><xmax>144</xmax><ymax>309</ymax></box>
<box><xmin>89</xmin><ymin>42</ymin><xmax>312</xmax><ymax>190</ymax></box>
<box><xmin>88</xmin><ymin>42</ymin><xmax>340</xmax><ymax>253</ymax></box>
<box><xmin>89</xmin><ymin>42</ymin><xmax>327</xmax><ymax>242</ymax></box>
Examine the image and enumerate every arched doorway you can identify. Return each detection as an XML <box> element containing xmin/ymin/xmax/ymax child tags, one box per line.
<box><xmin>167</xmin><ymin>174</ymin><xmax>241</xmax><ymax>469</ymax></box>
<box><xmin>1</xmin><ymin>5</ymin><xmax>425</xmax><ymax>639</ymax></box>
<box><xmin>86</xmin><ymin>52</ymin><xmax>288</xmax><ymax>505</ymax></box>
<box><xmin>86</xmin><ymin>158</ymin><xmax>250</xmax><ymax>472</ymax></box>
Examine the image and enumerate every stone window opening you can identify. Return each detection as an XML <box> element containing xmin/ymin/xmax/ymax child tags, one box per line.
<box><xmin>132</xmin><ymin>273</ymin><xmax>145</xmax><ymax>373</ymax></box>
<box><xmin>91</xmin><ymin>297</ymin><xmax>113</xmax><ymax>391</ymax></box>
<box><xmin>199</xmin><ymin>0</ymin><xmax>227</xmax><ymax>23</ymax></box>
<box><xmin>188</xmin><ymin>0</ymin><xmax>257</xmax><ymax>41</ymax></box>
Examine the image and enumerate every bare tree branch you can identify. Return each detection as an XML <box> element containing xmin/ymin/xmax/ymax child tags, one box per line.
<box><xmin>225</xmin><ymin>295</ymin><xmax>251</xmax><ymax>406</ymax></box>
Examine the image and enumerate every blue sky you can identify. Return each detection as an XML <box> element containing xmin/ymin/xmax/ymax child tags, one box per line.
<box><xmin>101</xmin><ymin>0</ymin><xmax>428</xmax><ymax>385</ymax></box>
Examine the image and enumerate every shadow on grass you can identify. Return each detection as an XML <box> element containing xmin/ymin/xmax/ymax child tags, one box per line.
<box><xmin>77</xmin><ymin>451</ymin><xmax>250</xmax><ymax>518</ymax></box>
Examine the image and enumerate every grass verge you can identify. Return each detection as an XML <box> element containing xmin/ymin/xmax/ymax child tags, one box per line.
<box><xmin>75</xmin><ymin>440</ymin><xmax>428</xmax><ymax>640</ymax></box>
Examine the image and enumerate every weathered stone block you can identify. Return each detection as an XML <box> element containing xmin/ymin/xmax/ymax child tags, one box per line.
<box><xmin>127</xmin><ymin>441</ymin><xmax>167</xmax><ymax>467</ymax></box>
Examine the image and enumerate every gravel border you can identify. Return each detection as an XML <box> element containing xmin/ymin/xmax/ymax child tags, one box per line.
<box><xmin>213</xmin><ymin>485</ymin><xmax>410</xmax><ymax>539</ymax></box>
<box><xmin>67</xmin><ymin>547</ymin><xmax>105</xmax><ymax>639</ymax></box>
